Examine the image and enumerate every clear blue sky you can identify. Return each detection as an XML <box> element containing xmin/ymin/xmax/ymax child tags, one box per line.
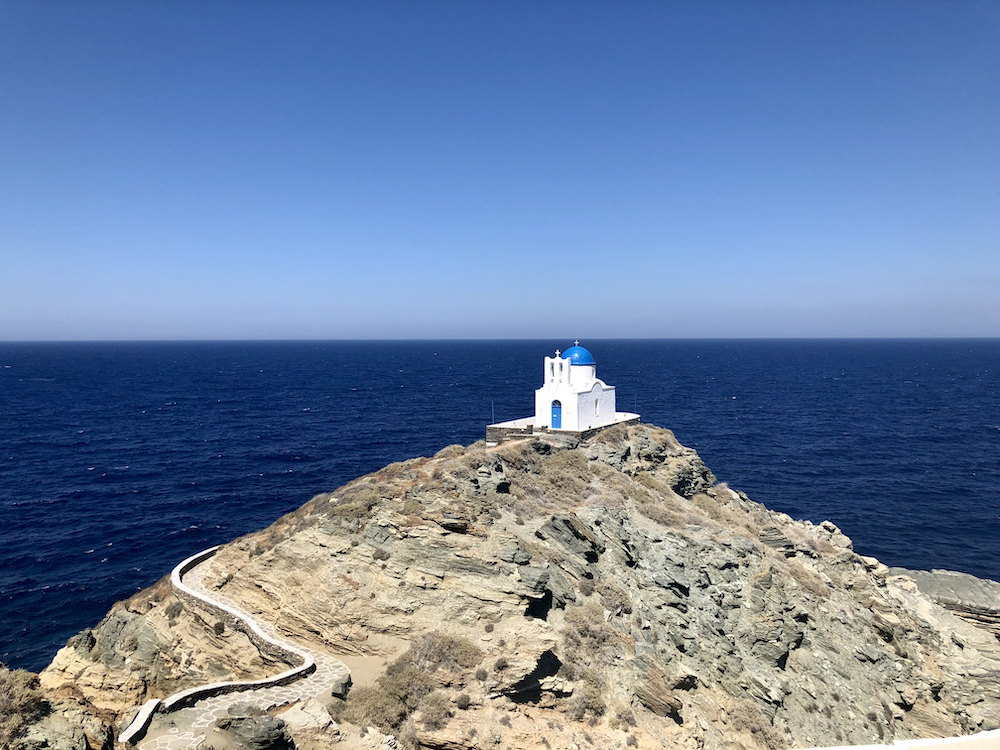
<box><xmin>2</xmin><ymin>1</ymin><xmax>998</xmax><ymax>340</ymax></box>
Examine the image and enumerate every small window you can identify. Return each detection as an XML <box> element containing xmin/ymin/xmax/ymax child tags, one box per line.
<box><xmin>595</xmin><ymin>398</ymin><xmax>599</xmax><ymax>417</ymax></box>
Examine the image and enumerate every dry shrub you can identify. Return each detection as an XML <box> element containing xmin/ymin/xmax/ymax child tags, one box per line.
<box><xmin>567</xmin><ymin>668</ymin><xmax>606</xmax><ymax>720</ymax></box>
<box><xmin>343</xmin><ymin>661</ymin><xmax>433</xmax><ymax>731</ymax></box>
<box><xmin>434</xmin><ymin>444</ymin><xmax>466</xmax><ymax>460</ymax></box>
<box><xmin>164</xmin><ymin>601</ymin><xmax>183</xmax><ymax>622</ymax></box>
<box><xmin>379</xmin><ymin>457</ymin><xmax>427</xmax><ymax>482</ymax></box>
<box><xmin>407</xmin><ymin>632</ymin><xmax>483</xmax><ymax>673</ymax></box>
<box><xmin>689</xmin><ymin>492</ymin><xmax>727</xmax><ymax>522</ymax></box>
<box><xmin>459</xmin><ymin>447</ymin><xmax>489</xmax><ymax>471</ymax></box>
<box><xmin>785</xmin><ymin>559</ymin><xmax>830</xmax><ymax>599</ymax></box>
<box><xmin>396</xmin><ymin>720</ymin><xmax>419</xmax><ymax>750</ymax></box>
<box><xmin>537</xmin><ymin>451</ymin><xmax>593</xmax><ymax>503</ymax></box>
<box><xmin>0</xmin><ymin>665</ymin><xmax>49</xmax><ymax>746</ymax></box>
<box><xmin>506</xmin><ymin>494</ymin><xmax>544</xmax><ymax>522</ymax></box>
<box><xmin>784</xmin><ymin>525</ymin><xmax>837</xmax><ymax>557</ymax></box>
<box><xmin>637</xmin><ymin>502</ymin><xmax>681</xmax><ymax>528</ymax></box>
<box><xmin>448</xmin><ymin>463</ymin><xmax>472</xmax><ymax>480</ymax></box>
<box><xmin>563</xmin><ymin>602</ymin><xmax>619</xmax><ymax>662</ymax></box>
<box><xmin>342</xmin><ymin>685</ymin><xmax>408</xmax><ymax>733</ymax></box>
<box><xmin>597</xmin><ymin>582</ymin><xmax>632</xmax><ymax>614</ymax></box>
<box><xmin>590</xmin><ymin>423</ymin><xmax>629</xmax><ymax>446</ymax></box>
<box><xmin>343</xmin><ymin>631</ymin><xmax>482</xmax><ymax>734</ymax></box>
<box><xmin>497</xmin><ymin>439</ymin><xmax>540</xmax><ymax>470</ymax></box>
<box><xmin>689</xmin><ymin>490</ymin><xmax>764</xmax><ymax>537</ymax></box>
<box><xmin>328</xmin><ymin>483</ymin><xmax>384</xmax><ymax>522</ymax></box>
<box><xmin>635</xmin><ymin>472</ymin><xmax>674</xmax><ymax>496</ymax></box>
<box><xmin>613</xmin><ymin>707</ymin><xmax>637</xmax><ymax>728</ymax></box>
<box><xmin>420</xmin><ymin>691</ymin><xmax>453</xmax><ymax>730</ymax></box>
<box><xmin>126</xmin><ymin>574</ymin><xmax>172</xmax><ymax>610</ymax></box>
<box><xmin>730</xmin><ymin>701</ymin><xmax>784</xmax><ymax>750</ymax></box>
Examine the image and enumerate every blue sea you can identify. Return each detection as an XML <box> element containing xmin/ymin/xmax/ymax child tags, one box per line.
<box><xmin>1</xmin><ymin>340</ymin><xmax>998</xmax><ymax>673</ymax></box>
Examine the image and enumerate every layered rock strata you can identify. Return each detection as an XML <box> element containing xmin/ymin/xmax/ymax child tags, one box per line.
<box><xmin>26</xmin><ymin>424</ymin><xmax>1000</xmax><ymax>749</ymax></box>
<box><xmin>888</xmin><ymin>568</ymin><xmax>1000</xmax><ymax>641</ymax></box>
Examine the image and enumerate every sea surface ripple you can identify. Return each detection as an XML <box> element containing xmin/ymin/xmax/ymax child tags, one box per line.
<box><xmin>1</xmin><ymin>339</ymin><xmax>997</xmax><ymax>672</ymax></box>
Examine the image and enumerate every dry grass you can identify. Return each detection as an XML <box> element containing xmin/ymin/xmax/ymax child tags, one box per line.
<box><xmin>637</xmin><ymin>502</ymin><xmax>683</xmax><ymax>528</ymax></box>
<box><xmin>434</xmin><ymin>444</ymin><xmax>466</xmax><ymax>460</ymax></box>
<box><xmin>785</xmin><ymin>559</ymin><xmax>831</xmax><ymax>599</ymax></box>
<box><xmin>0</xmin><ymin>665</ymin><xmax>49</xmax><ymax>746</ymax></box>
<box><xmin>783</xmin><ymin>525</ymin><xmax>837</xmax><ymax>557</ymax></box>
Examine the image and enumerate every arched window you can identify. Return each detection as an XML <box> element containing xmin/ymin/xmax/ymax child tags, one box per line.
<box><xmin>595</xmin><ymin>398</ymin><xmax>599</xmax><ymax>417</ymax></box>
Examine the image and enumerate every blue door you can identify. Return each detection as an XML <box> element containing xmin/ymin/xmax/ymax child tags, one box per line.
<box><xmin>551</xmin><ymin>400</ymin><xmax>562</xmax><ymax>429</ymax></box>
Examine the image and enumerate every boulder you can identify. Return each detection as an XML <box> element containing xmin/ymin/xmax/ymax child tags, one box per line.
<box><xmin>216</xmin><ymin>715</ymin><xmax>295</xmax><ymax>750</ymax></box>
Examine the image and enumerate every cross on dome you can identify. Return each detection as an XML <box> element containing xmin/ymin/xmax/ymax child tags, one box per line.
<box><xmin>555</xmin><ymin>349</ymin><xmax>561</xmax><ymax>357</ymax></box>
<box><xmin>574</xmin><ymin>340</ymin><xmax>580</xmax><ymax>346</ymax></box>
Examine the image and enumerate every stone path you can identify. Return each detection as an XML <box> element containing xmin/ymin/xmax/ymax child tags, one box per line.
<box><xmin>134</xmin><ymin>554</ymin><xmax>350</xmax><ymax>750</ymax></box>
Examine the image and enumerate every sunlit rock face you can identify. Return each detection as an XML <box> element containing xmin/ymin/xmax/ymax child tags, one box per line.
<box><xmin>35</xmin><ymin>424</ymin><xmax>1000</xmax><ymax>749</ymax></box>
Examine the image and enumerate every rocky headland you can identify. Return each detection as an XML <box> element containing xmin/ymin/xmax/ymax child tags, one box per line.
<box><xmin>8</xmin><ymin>423</ymin><xmax>1000</xmax><ymax>750</ymax></box>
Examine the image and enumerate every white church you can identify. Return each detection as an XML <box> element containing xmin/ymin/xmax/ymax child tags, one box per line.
<box><xmin>486</xmin><ymin>342</ymin><xmax>640</xmax><ymax>442</ymax></box>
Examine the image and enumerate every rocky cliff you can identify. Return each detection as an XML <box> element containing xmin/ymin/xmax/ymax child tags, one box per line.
<box><xmin>21</xmin><ymin>423</ymin><xmax>1000</xmax><ymax>749</ymax></box>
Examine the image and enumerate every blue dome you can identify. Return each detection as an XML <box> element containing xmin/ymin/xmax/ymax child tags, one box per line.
<box><xmin>562</xmin><ymin>345</ymin><xmax>596</xmax><ymax>365</ymax></box>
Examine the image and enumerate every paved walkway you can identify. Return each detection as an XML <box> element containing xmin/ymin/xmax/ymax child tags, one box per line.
<box><xmin>135</xmin><ymin>554</ymin><xmax>350</xmax><ymax>750</ymax></box>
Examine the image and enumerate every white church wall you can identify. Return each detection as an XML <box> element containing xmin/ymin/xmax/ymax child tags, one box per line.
<box><xmin>530</xmin><ymin>345</ymin><xmax>636</xmax><ymax>433</ymax></box>
<box><xmin>576</xmin><ymin>383</ymin><xmax>618</xmax><ymax>431</ymax></box>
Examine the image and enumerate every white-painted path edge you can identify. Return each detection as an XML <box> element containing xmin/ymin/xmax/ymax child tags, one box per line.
<box><xmin>118</xmin><ymin>545</ymin><xmax>350</xmax><ymax>747</ymax></box>
<box><xmin>816</xmin><ymin>729</ymin><xmax>1000</xmax><ymax>749</ymax></box>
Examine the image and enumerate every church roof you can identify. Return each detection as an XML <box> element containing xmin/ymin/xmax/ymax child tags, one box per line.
<box><xmin>562</xmin><ymin>344</ymin><xmax>596</xmax><ymax>365</ymax></box>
